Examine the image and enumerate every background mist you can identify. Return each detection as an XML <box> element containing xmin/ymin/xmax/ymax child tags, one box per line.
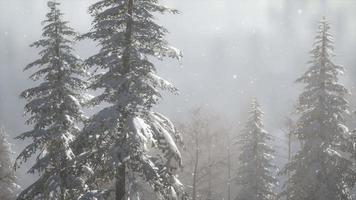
<box><xmin>0</xmin><ymin>0</ymin><xmax>355</xmax><ymax>187</ymax></box>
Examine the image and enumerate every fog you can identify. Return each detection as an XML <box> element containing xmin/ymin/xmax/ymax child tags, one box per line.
<box><xmin>0</xmin><ymin>0</ymin><xmax>356</xmax><ymax>191</ymax></box>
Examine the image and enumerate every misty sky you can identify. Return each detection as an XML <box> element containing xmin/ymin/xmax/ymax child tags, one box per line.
<box><xmin>1</xmin><ymin>0</ymin><xmax>356</xmax><ymax>187</ymax></box>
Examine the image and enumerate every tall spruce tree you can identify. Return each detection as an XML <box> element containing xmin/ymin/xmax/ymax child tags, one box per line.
<box><xmin>0</xmin><ymin>127</ymin><xmax>19</xmax><ymax>200</ymax></box>
<box><xmin>235</xmin><ymin>99</ymin><xmax>277</xmax><ymax>200</ymax></box>
<box><xmin>15</xmin><ymin>1</ymin><xmax>88</xmax><ymax>199</ymax></box>
<box><xmin>76</xmin><ymin>0</ymin><xmax>186</xmax><ymax>199</ymax></box>
<box><xmin>281</xmin><ymin>18</ymin><xmax>356</xmax><ymax>200</ymax></box>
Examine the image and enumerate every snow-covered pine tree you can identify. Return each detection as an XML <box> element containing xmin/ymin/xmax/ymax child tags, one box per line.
<box><xmin>234</xmin><ymin>99</ymin><xmax>277</xmax><ymax>200</ymax></box>
<box><xmin>15</xmin><ymin>1</ymin><xmax>88</xmax><ymax>199</ymax></box>
<box><xmin>75</xmin><ymin>0</ymin><xmax>186</xmax><ymax>199</ymax></box>
<box><xmin>281</xmin><ymin>18</ymin><xmax>356</xmax><ymax>200</ymax></box>
<box><xmin>0</xmin><ymin>127</ymin><xmax>19</xmax><ymax>200</ymax></box>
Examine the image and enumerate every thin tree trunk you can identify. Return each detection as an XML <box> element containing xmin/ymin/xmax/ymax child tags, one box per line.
<box><xmin>254</xmin><ymin>124</ymin><xmax>259</xmax><ymax>200</ymax></box>
<box><xmin>287</xmin><ymin>129</ymin><xmax>291</xmax><ymax>200</ymax></box>
<box><xmin>227</xmin><ymin>133</ymin><xmax>231</xmax><ymax>200</ymax></box>
<box><xmin>207</xmin><ymin>136</ymin><xmax>212</xmax><ymax>200</ymax></box>
<box><xmin>116</xmin><ymin>0</ymin><xmax>134</xmax><ymax>199</ymax></box>
<box><xmin>60</xmin><ymin>164</ymin><xmax>66</xmax><ymax>200</ymax></box>
<box><xmin>54</xmin><ymin>4</ymin><xmax>66</xmax><ymax>200</ymax></box>
<box><xmin>284</xmin><ymin>117</ymin><xmax>294</xmax><ymax>200</ymax></box>
<box><xmin>192</xmin><ymin>130</ymin><xmax>199</xmax><ymax>200</ymax></box>
<box><xmin>122</xmin><ymin>0</ymin><xmax>134</xmax><ymax>74</ymax></box>
<box><xmin>116</xmin><ymin>164</ymin><xmax>126</xmax><ymax>200</ymax></box>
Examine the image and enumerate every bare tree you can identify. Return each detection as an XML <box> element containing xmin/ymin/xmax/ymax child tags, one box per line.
<box><xmin>178</xmin><ymin>107</ymin><xmax>228</xmax><ymax>200</ymax></box>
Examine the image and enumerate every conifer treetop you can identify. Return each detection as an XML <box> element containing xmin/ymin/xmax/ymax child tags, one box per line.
<box><xmin>235</xmin><ymin>99</ymin><xmax>277</xmax><ymax>200</ymax></box>
<box><xmin>75</xmin><ymin>0</ymin><xmax>186</xmax><ymax>199</ymax></box>
<box><xmin>281</xmin><ymin>18</ymin><xmax>356</xmax><ymax>200</ymax></box>
<box><xmin>15</xmin><ymin>1</ymin><xmax>88</xmax><ymax>199</ymax></box>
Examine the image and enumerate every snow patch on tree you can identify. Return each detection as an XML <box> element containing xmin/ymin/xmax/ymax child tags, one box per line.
<box><xmin>0</xmin><ymin>127</ymin><xmax>19</xmax><ymax>200</ymax></box>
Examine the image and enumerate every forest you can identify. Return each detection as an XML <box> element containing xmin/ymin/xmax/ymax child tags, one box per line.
<box><xmin>0</xmin><ymin>0</ymin><xmax>356</xmax><ymax>200</ymax></box>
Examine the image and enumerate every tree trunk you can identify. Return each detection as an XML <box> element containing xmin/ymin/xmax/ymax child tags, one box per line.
<box><xmin>287</xmin><ymin>128</ymin><xmax>291</xmax><ymax>200</ymax></box>
<box><xmin>207</xmin><ymin>136</ymin><xmax>212</xmax><ymax>200</ymax></box>
<box><xmin>54</xmin><ymin>5</ymin><xmax>66</xmax><ymax>200</ymax></box>
<box><xmin>122</xmin><ymin>0</ymin><xmax>134</xmax><ymax>74</ymax></box>
<box><xmin>227</xmin><ymin>134</ymin><xmax>231</xmax><ymax>200</ymax></box>
<box><xmin>116</xmin><ymin>164</ymin><xmax>126</xmax><ymax>200</ymax></box>
<box><xmin>192</xmin><ymin>131</ymin><xmax>199</xmax><ymax>200</ymax></box>
<box><xmin>116</xmin><ymin>0</ymin><xmax>134</xmax><ymax>198</ymax></box>
<box><xmin>60</xmin><ymin>168</ymin><xmax>66</xmax><ymax>200</ymax></box>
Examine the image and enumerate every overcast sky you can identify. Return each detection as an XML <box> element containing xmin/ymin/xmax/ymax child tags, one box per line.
<box><xmin>0</xmin><ymin>0</ymin><xmax>356</xmax><ymax>187</ymax></box>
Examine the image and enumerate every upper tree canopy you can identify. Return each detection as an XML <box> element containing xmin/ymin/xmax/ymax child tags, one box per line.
<box><xmin>282</xmin><ymin>18</ymin><xmax>356</xmax><ymax>200</ymax></box>
<box><xmin>76</xmin><ymin>0</ymin><xmax>186</xmax><ymax>199</ymax></box>
<box><xmin>235</xmin><ymin>99</ymin><xmax>277</xmax><ymax>200</ymax></box>
<box><xmin>15</xmin><ymin>1</ymin><xmax>88</xmax><ymax>199</ymax></box>
<box><xmin>0</xmin><ymin>127</ymin><xmax>19</xmax><ymax>200</ymax></box>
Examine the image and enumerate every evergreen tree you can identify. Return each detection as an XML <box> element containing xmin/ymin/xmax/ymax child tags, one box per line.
<box><xmin>76</xmin><ymin>0</ymin><xmax>186</xmax><ymax>199</ymax></box>
<box><xmin>15</xmin><ymin>1</ymin><xmax>88</xmax><ymax>199</ymax></box>
<box><xmin>0</xmin><ymin>127</ymin><xmax>19</xmax><ymax>200</ymax></box>
<box><xmin>281</xmin><ymin>18</ymin><xmax>356</xmax><ymax>200</ymax></box>
<box><xmin>235</xmin><ymin>99</ymin><xmax>277</xmax><ymax>200</ymax></box>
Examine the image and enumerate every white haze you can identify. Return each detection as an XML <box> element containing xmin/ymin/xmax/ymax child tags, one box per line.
<box><xmin>0</xmin><ymin>0</ymin><xmax>355</xmax><ymax>187</ymax></box>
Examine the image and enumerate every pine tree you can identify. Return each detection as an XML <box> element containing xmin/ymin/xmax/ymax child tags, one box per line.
<box><xmin>15</xmin><ymin>1</ymin><xmax>88</xmax><ymax>199</ymax></box>
<box><xmin>281</xmin><ymin>18</ymin><xmax>356</xmax><ymax>200</ymax></box>
<box><xmin>0</xmin><ymin>127</ymin><xmax>19</xmax><ymax>200</ymax></box>
<box><xmin>76</xmin><ymin>0</ymin><xmax>186</xmax><ymax>199</ymax></box>
<box><xmin>235</xmin><ymin>99</ymin><xmax>277</xmax><ymax>200</ymax></box>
